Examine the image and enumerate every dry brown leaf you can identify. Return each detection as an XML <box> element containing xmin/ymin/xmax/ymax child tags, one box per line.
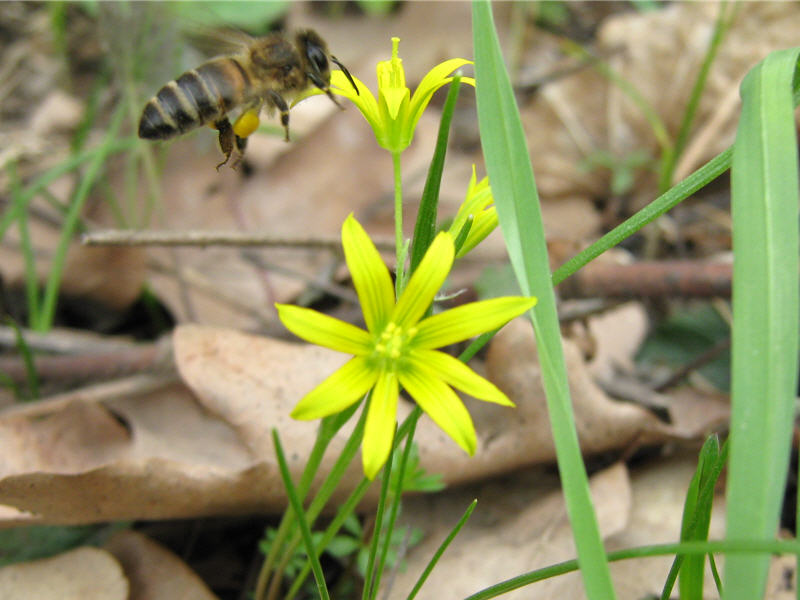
<box><xmin>387</xmin><ymin>462</ymin><xmax>631</xmax><ymax>599</ymax></box>
<box><xmin>104</xmin><ymin>529</ymin><xmax>219</xmax><ymax>600</ymax></box>
<box><xmin>0</xmin><ymin>382</ymin><xmax>263</xmax><ymax>524</ymax></box>
<box><xmin>0</xmin><ymin>316</ymin><xmax>675</xmax><ymax>525</ymax></box>
<box><xmin>391</xmin><ymin>454</ymin><xmax>726</xmax><ymax>599</ymax></box>
<box><xmin>666</xmin><ymin>387</ymin><xmax>729</xmax><ymax>439</ymax></box>
<box><xmin>527</xmin><ymin>2</ymin><xmax>800</xmax><ymax>204</ymax></box>
<box><xmin>484</xmin><ymin>318</ymin><xmax>670</xmax><ymax>466</ymax></box>
<box><xmin>0</xmin><ymin>546</ymin><xmax>128</xmax><ymax>600</ymax></box>
<box><xmin>586</xmin><ymin>301</ymin><xmax>648</xmax><ymax>383</ymax></box>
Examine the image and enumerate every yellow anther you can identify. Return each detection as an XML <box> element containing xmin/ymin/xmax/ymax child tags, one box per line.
<box><xmin>233</xmin><ymin>109</ymin><xmax>260</xmax><ymax>138</ymax></box>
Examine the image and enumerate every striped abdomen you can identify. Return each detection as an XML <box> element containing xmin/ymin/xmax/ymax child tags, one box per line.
<box><xmin>138</xmin><ymin>57</ymin><xmax>253</xmax><ymax>140</ymax></box>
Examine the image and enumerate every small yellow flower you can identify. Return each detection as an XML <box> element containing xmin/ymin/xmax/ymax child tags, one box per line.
<box><xmin>302</xmin><ymin>37</ymin><xmax>474</xmax><ymax>153</ymax></box>
<box><xmin>276</xmin><ymin>215</ymin><xmax>535</xmax><ymax>479</ymax></box>
<box><xmin>448</xmin><ymin>166</ymin><xmax>499</xmax><ymax>258</ymax></box>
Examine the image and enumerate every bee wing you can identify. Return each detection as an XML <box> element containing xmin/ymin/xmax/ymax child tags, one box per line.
<box><xmin>181</xmin><ymin>24</ymin><xmax>254</xmax><ymax>59</ymax></box>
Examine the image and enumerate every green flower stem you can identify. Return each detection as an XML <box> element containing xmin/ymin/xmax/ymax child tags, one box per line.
<box><xmin>392</xmin><ymin>150</ymin><xmax>405</xmax><ymax>295</ymax></box>
<box><xmin>285</xmin><ymin>408</ymin><xmax>421</xmax><ymax>599</ymax></box>
<box><xmin>363</xmin><ymin>428</ymin><xmax>396</xmax><ymax>600</ymax></box>
<box><xmin>371</xmin><ymin>408</ymin><xmax>421</xmax><ymax>599</ymax></box>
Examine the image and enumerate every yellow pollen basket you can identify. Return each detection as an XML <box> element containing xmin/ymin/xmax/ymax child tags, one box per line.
<box><xmin>233</xmin><ymin>109</ymin><xmax>261</xmax><ymax>138</ymax></box>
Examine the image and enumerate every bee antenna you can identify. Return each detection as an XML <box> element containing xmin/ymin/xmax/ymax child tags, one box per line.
<box><xmin>331</xmin><ymin>56</ymin><xmax>360</xmax><ymax>96</ymax></box>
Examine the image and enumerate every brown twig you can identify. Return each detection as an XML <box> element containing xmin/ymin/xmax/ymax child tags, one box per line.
<box><xmin>82</xmin><ymin>229</ymin><xmax>395</xmax><ymax>251</ymax></box>
<box><xmin>559</xmin><ymin>259</ymin><xmax>733</xmax><ymax>299</ymax></box>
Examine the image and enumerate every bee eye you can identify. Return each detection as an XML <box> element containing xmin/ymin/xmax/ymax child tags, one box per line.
<box><xmin>307</xmin><ymin>45</ymin><xmax>328</xmax><ymax>73</ymax></box>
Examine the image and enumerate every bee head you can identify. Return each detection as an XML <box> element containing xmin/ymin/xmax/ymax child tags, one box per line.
<box><xmin>297</xmin><ymin>29</ymin><xmax>359</xmax><ymax>100</ymax></box>
<box><xmin>297</xmin><ymin>30</ymin><xmax>331</xmax><ymax>81</ymax></box>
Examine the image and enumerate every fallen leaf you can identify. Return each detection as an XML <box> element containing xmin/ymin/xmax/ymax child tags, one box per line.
<box><xmin>391</xmin><ymin>454</ymin><xmax>725</xmax><ymax>599</ymax></box>
<box><xmin>387</xmin><ymin>462</ymin><xmax>631</xmax><ymax>599</ymax></box>
<box><xmin>0</xmin><ymin>546</ymin><xmax>128</xmax><ymax>600</ymax></box>
<box><xmin>104</xmin><ymin>529</ymin><xmax>219</xmax><ymax>600</ymax></box>
<box><xmin>0</xmin><ymin>318</ymin><xmax>675</xmax><ymax>525</ymax></box>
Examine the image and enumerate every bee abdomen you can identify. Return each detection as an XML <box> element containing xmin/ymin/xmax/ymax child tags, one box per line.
<box><xmin>138</xmin><ymin>58</ymin><xmax>250</xmax><ymax>141</ymax></box>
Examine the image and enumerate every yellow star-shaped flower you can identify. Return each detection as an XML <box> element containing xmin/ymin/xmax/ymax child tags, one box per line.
<box><xmin>276</xmin><ymin>215</ymin><xmax>536</xmax><ymax>479</ymax></box>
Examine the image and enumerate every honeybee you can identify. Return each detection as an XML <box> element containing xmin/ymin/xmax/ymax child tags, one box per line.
<box><xmin>138</xmin><ymin>29</ymin><xmax>357</xmax><ymax>169</ymax></box>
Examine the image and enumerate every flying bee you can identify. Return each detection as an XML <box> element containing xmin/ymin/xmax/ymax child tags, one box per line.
<box><xmin>138</xmin><ymin>28</ymin><xmax>357</xmax><ymax>169</ymax></box>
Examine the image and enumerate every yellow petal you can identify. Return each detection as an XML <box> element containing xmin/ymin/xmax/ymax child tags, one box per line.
<box><xmin>290</xmin><ymin>356</ymin><xmax>378</xmax><ymax>420</ymax></box>
<box><xmin>409</xmin><ymin>349</ymin><xmax>514</xmax><ymax>406</ymax></box>
<box><xmin>362</xmin><ymin>371</ymin><xmax>399</xmax><ymax>479</ymax></box>
<box><xmin>407</xmin><ymin>59</ymin><xmax>473</xmax><ymax>135</ymax></box>
<box><xmin>399</xmin><ymin>369</ymin><xmax>476</xmax><ymax>455</ymax></box>
<box><xmin>342</xmin><ymin>215</ymin><xmax>395</xmax><ymax>333</ymax></box>
<box><xmin>392</xmin><ymin>232</ymin><xmax>454</xmax><ymax>329</ymax></box>
<box><xmin>330</xmin><ymin>71</ymin><xmax>382</xmax><ymax>131</ymax></box>
<box><xmin>276</xmin><ymin>303</ymin><xmax>371</xmax><ymax>354</ymax></box>
<box><xmin>413</xmin><ymin>296</ymin><xmax>536</xmax><ymax>348</ymax></box>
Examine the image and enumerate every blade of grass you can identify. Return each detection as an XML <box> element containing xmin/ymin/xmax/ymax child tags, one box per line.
<box><xmin>658</xmin><ymin>436</ymin><xmax>727</xmax><ymax>600</ymax></box>
<box><xmin>408</xmin><ymin>75</ymin><xmax>462</xmax><ymax>273</ymax></box>
<box><xmin>254</xmin><ymin>403</ymin><xmax>362</xmax><ymax>600</ymax></box>
<box><xmin>552</xmin><ymin>57</ymin><xmax>800</xmax><ymax>289</ymax></box>
<box><xmin>6</xmin><ymin>319</ymin><xmax>39</xmax><ymax>401</ymax></box>
<box><xmin>406</xmin><ymin>499</ymin><xmax>477</xmax><ymax>600</ymax></box>
<box><xmin>6</xmin><ymin>163</ymin><xmax>40</xmax><ymax>328</ymax></box>
<box><xmin>657</xmin><ymin>1</ymin><xmax>737</xmax><ymax>192</ymax></box>
<box><xmin>472</xmin><ymin>3</ymin><xmax>615</xmax><ymax>598</ymax></box>
<box><xmin>32</xmin><ymin>102</ymin><xmax>128</xmax><ymax>331</ymax></box>
<box><xmin>552</xmin><ymin>146</ymin><xmax>731</xmax><ymax>286</ymax></box>
<box><xmin>271</xmin><ymin>429</ymin><xmax>330</xmax><ymax>600</ymax></box>
<box><xmin>0</xmin><ymin>137</ymin><xmax>136</xmax><ymax>243</ymax></box>
<box><xmin>372</xmin><ymin>411</ymin><xmax>421</xmax><ymax>600</ymax></box>
<box><xmin>284</xmin><ymin>408</ymin><xmax>421</xmax><ymax>600</ymax></box>
<box><xmin>677</xmin><ymin>437</ymin><xmax>726</xmax><ymax>599</ymax></box>
<box><xmin>724</xmin><ymin>48</ymin><xmax>800</xmax><ymax>600</ymax></box>
<box><xmin>466</xmin><ymin>539</ymin><xmax>800</xmax><ymax>600</ymax></box>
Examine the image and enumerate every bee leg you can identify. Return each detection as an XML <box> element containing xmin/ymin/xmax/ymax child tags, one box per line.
<box><xmin>267</xmin><ymin>90</ymin><xmax>291</xmax><ymax>142</ymax></box>
<box><xmin>229</xmin><ymin>135</ymin><xmax>248</xmax><ymax>170</ymax></box>
<box><xmin>214</xmin><ymin>118</ymin><xmax>235</xmax><ymax>170</ymax></box>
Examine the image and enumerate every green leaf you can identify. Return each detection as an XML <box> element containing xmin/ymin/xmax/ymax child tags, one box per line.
<box><xmin>724</xmin><ymin>48</ymin><xmax>800</xmax><ymax>600</ymax></box>
<box><xmin>472</xmin><ymin>2</ymin><xmax>617</xmax><ymax>598</ymax></box>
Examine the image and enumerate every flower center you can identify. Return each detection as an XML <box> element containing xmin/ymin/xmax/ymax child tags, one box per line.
<box><xmin>372</xmin><ymin>322</ymin><xmax>417</xmax><ymax>370</ymax></box>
